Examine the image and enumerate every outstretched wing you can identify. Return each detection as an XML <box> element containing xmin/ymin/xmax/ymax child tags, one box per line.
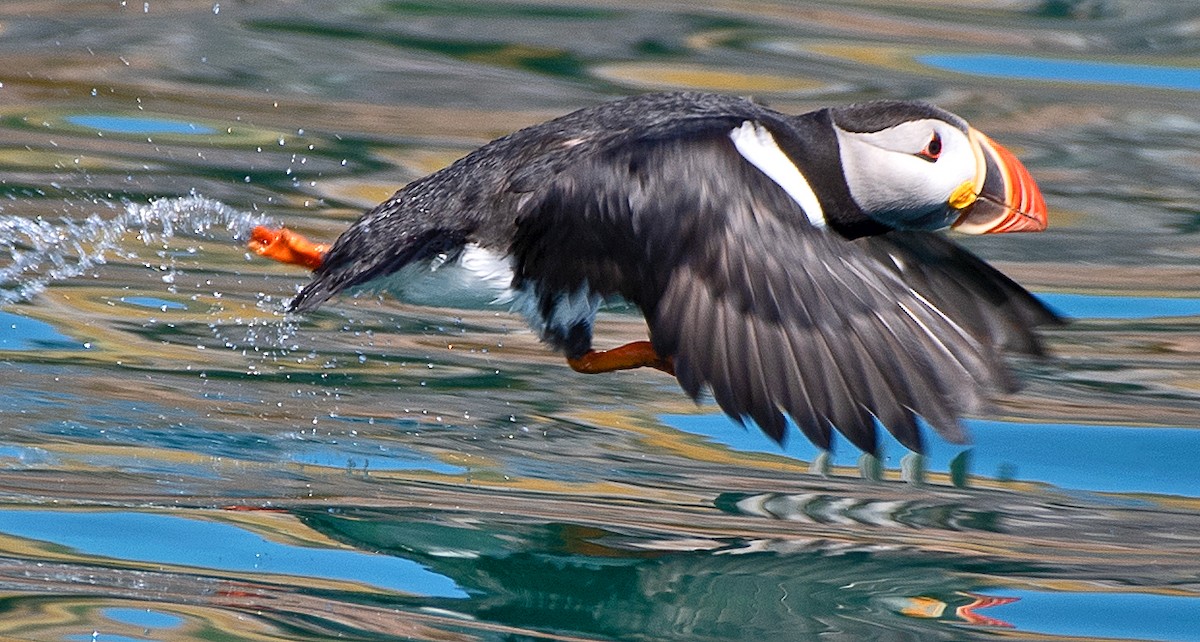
<box><xmin>514</xmin><ymin>117</ymin><xmax>1055</xmax><ymax>454</ymax></box>
<box><xmin>653</xmin><ymin>225</ymin><xmax>1056</xmax><ymax>454</ymax></box>
<box><xmin>858</xmin><ymin>231</ymin><xmax>1062</xmax><ymax>358</ymax></box>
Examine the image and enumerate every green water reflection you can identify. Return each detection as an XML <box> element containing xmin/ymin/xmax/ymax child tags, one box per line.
<box><xmin>297</xmin><ymin>507</ymin><xmax>1199</xmax><ymax>641</ymax></box>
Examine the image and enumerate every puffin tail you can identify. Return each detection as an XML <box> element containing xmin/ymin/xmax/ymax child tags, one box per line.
<box><xmin>288</xmin><ymin>208</ymin><xmax>472</xmax><ymax>313</ymax></box>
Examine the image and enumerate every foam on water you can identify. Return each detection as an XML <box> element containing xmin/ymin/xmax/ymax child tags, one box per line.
<box><xmin>0</xmin><ymin>195</ymin><xmax>317</xmax><ymax>359</ymax></box>
<box><xmin>0</xmin><ymin>195</ymin><xmax>271</xmax><ymax>305</ymax></box>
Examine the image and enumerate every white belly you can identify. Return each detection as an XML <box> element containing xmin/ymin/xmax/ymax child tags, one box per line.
<box><xmin>361</xmin><ymin>243</ymin><xmax>515</xmax><ymax>309</ymax></box>
<box><xmin>358</xmin><ymin>243</ymin><xmax>606</xmax><ymax>348</ymax></box>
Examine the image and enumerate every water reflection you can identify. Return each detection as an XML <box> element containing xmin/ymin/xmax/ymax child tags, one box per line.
<box><xmin>285</xmin><ymin>438</ymin><xmax>468</xmax><ymax>474</ymax></box>
<box><xmin>298</xmin><ymin>505</ymin><xmax>1200</xmax><ymax>641</ymax></box>
<box><xmin>975</xmin><ymin>589</ymin><xmax>1200</xmax><ymax>642</ymax></box>
<box><xmin>667</xmin><ymin>412</ymin><xmax>1200</xmax><ymax>497</ymax></box>
<box><xmin>63</xmin><ymin>607</ymin><xmax>188</xmax><ymax>642</ymax></box>
<box><xmin>304</xmin><ymin>509</ymin><xmax>1028</xmax><ymax>641</ymax></box>
<box><xmin>1039</xmin><ymin>292</ymin><xmax>1200</xmax><ymax>319</ymax></box>
<box><xmin>919</xmin><ymin>54</ymin><xmax>1200</xmax><ymax>92</ymax></box>
<box><xmin>119</xmin><ymin>295</ymin><xmax>189</xmax><ymax>311</ymax></box>
<box><xmin>65</xmin><ymin>114</ymin><xmax>218</xmax><ymax>136</ymax></box>
<box><xmin>0</xmin><ymin>509</ymin><xmax>467</xmax><ymax>598</ymax></box>
<box><xmin>0</xmin><ymin>308</ymin><xmax>83</xmax><ymax>350</ymax></box>
<box><xmin>0</xmin><ymin>0</ymin><xmax>1199</xmax><ymax>640</ymax></box>
<box><xmin>102</xmin><ymin>607</ymin><xmax>186</xmax><ymax>630</ymax></box>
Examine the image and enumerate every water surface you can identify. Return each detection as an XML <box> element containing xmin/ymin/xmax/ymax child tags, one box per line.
<box><xmin>1</xmin><ymin>1</ymin><xmax>1199</xmax><ymax>641</ymax></box>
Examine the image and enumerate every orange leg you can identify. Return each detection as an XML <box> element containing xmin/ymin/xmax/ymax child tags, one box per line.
<box><xmin>248</xmin><ymin>225</ymin><xmax>329</xmax><ymax>271</ymax></box>
<box><xmin>567</xmin><ymin>341</ymin><xmax>675</xmax><ymax>376</ymax></box>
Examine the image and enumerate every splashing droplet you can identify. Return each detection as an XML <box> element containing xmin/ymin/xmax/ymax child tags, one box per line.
<box><xmin>0</xmin><ymin>195</ymin><xmax>271</xmax><ymax>305</ymax></box>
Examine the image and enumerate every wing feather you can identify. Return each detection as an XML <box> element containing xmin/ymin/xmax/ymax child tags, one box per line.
<box><xmin>512</xmin><ymin>117</ymin><xmax>1054</xmax><ymax>453</ymax></box>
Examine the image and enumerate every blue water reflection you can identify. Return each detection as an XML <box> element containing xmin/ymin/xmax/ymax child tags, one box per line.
<box><xmin>978</xmin><ymin>589</ymin><xmax>1200</xmax><ymax>642</ymax></box>
<box><xmin>119</xmin><ymin>296</ymin><xmax>188</xmax><ymax>311</ymax></box>
<box><xmin>663</xmin><ymin>413</ymin><xmax>1200</xmax><ymax>497</ymax></box>
<box><xmin>919</xmin><ymin>54</ymin><xmax>1200</xmax><ymax>92</ymax></box>
<box><xmin>287</xmin><ymin>443</ymin><xmax>466</xmax><ymax>474</ymax></box>
<box><xmin>102</xmin><ymin>607</ymin><xmax>185</xmax><ymax>630</ymax></box>
<box><xmin>944</xmin><ymin>420</ymin><xmax>1200</xmax><ymax>497</ymax></box>
<box><xmin>1038</xmin><ymin>293</ymin><xmax>1200</xmax><ymax>319</ymax></box>
<box><xmin>66</xmin><ymin>634</ymin><xmax>148</xmax><ymax>642</ymax></box>
<box><xmin>0</xmin><ymin>510</ymin><xmax>467</xmax><ymax>598</ymax></box>
<box><xmin>0</xmin><ymin>309</ymin><xmax>83</xmax><ymax>351</ymax></box>
<box><xmin>0</xmin><ymin>445</ymin><xmax>53</xmax><ymax>465</ymax></box>
<box><xmin>65</xmin><ymin>115</ymin><xmax>217</xmax><ymax>136</ymax></box>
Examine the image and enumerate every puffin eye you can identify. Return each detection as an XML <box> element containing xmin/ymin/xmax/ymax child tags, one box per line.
<box><xmin>916</xmin><ymin>132</ymin><xmax>942</xmax><ymax>162</ymax></box>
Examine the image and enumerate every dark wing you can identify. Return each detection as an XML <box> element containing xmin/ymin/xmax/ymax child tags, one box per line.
<box><xmin>857</xmin><ymin>232</ymin><xmax>1063</xmax><ymax>359</ymax></box>
<box><xmin>654</xmin><ymin>228</ymin><xmax>1027</xmax><ymax>454</ymax></box>
<box><xmin>515</xmin><ymin>119</ymin><xmax>1054</xmax><ymax>454</ymax></box>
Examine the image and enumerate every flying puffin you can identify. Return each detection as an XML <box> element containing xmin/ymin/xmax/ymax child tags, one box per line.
<box><xmin>250</xmin><ymin>92</ymin><xmax>1057</xmax><ymax>455</ymax></box>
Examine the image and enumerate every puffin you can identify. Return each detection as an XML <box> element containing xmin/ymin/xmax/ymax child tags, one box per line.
<box><xmin>250</xmin><ymin>92</ymin><xmax>1057</xmax><ymax>455</ymax></box>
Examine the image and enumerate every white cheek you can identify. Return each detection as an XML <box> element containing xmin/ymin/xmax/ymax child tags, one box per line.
<box><xmin>931</xmin><ymin>132</ymin><xmax>977</xmax><ymax>195</ymax></box>
<box><xmin>837</xmin><ymin>127</ymin><xmax>974</xmax><ymax>218</ymax></box>
<box><xmin>838</xmin><ymin>147</ymin><xmax>925</xmax><ymax>212</ymax></box>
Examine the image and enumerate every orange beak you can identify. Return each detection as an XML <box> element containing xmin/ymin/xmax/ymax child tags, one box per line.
<box><xmin>951</xmin><ymin>128</ymin><xmax>1048</xmax><ymax>234</ymax></box>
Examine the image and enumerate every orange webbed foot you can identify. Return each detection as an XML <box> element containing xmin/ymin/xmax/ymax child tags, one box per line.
<box><xmin>248</xmin><ymin>225</ymin><xmax>329</xmax><ymax>271</ymax></box>
<box><xmin>568</xmin><ymin>341</ymin><xmax>675</xmax><ymax>376</ymax></box>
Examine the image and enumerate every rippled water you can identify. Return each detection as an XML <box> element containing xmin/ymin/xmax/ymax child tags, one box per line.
<box><xmin>1</xmin><ymin>1</ymin><xmax>1199</xmax><ymax>641</ymax></box>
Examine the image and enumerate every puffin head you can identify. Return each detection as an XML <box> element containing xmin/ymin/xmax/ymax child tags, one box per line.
<box><xmin>830</xmin><ymin>101</ymin><xmax>1047</xmax><ymax>235</ymax></box>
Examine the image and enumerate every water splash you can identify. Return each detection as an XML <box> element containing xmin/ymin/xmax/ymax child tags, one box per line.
<box><xmin>0</xmin><ymin>195</ymin><xmax>271</xmax><ymax>305</ymax></box>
